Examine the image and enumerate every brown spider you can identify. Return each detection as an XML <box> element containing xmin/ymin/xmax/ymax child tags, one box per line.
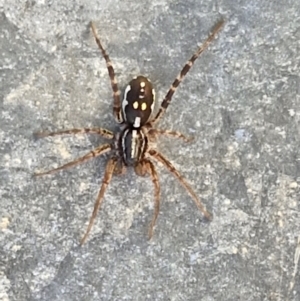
<box><xmin>34</xmin><ymin>20</ymin><xmax>224</xmax><ymax>244</ymax></box>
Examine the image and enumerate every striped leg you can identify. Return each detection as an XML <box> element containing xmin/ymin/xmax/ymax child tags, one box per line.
<box><xmin>149</xmin><ymin>128</ymin><xmax>194</xmax><ymax>143</ymax></box>
<box><xmin>34</xmin><ymin>144</ymin><xmax>111</xmax><ymax>176</ymax></box>
<box><xmin>148</xmin><ymin>149</ymin><xmax>212</xmax><ymax>220</ymax></box>
<box><xmin>151</xmin><ymin>19</ymin><xmax>224</xmax><ymax>125</ymax></box>
<box><xmin>34</xmin><ymin>128</ymin><xmax>114</xmax><ymax>139</ymax></box>
<box><xmin>90</xmin><ymin>22</ymin><xmax>123</xmax><ymax>123</ymax></box>
<box><xmin>80</xmin><ymin>157</ymin><xmax>118</xmax><ymax>245</ymax></box>
<box><xmin>135</xmin><ymin>160</ymin><xmax>160</xmax><ymax>239</ymax></box>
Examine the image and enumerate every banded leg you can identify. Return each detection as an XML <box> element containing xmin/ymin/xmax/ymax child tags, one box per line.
<box><xmin>135</xmin><ymin>160</ymin><xmax>160</xmax><ymax>239</ymax></box>
<box><xmin>90</xmin><ymin>22</ymin><xmax>123</xmax><ymax>123</ymax></box>
<box><xmin>151</xmin><ymin>19</ymin><xmax>224</xmax><ymax>125</ymax></box>
<box><xmin>148</xmin><ymin>128</ymin><xmax>194</xmax><ymax>143</ymax></box>
<box><xmin>148</xmin><ymin>149</ymin><xmax>212</xmax><ymax>220</ymax></box>
<box><xmin>34</xmin><ymin>144</ymin><xmax>111</xmax><ymax>176</ymax></box>
<box><xmin>80</xmin><ymin>157</ymin><xmax>118</xmax><ymax>245</ymax></box>
<box><xmin>34</xmin><ymin>128</ymin><xmax>114</xmax><ymax>139</ymax></box>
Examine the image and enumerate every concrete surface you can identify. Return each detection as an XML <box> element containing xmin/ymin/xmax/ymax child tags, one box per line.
<box><xmin>1</xmin><ymin>1</ymin><xmax>300</xmax><ymax>300</ymax></box>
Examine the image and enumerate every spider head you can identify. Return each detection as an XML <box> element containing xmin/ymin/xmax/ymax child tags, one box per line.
<box><xmin>120</xmin><ymin>127</ymin><xmax>147</xmax><ymax>166</ymax></box>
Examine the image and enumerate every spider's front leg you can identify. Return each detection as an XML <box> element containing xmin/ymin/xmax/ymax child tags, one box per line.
<box><xmin>113</xmin><ymin>160</ymin><xmax>127</xmax><ymax>176</ymax></box>
<box><xmin>80</xmin><ymin>157</ymin><xmax>118</xmax><ymax>245</ymax></box>
<box><xmin>148</xmin><ymin>148</ymin><xmax>212</xmax><ymax>221</ymax></box>
<box><xmin>34</xmin><ymin>144</ymin><xmax>112</xmax><ymax>177</ymax></box>
<box><xmin>34</xmin><ymin>127</ymin><xmax>114</xmax><ymax>176</ymax></box>
<box><xmin>135</xmin><ymin>160</ymin><xmax>160</xmax><ymax>239</ymax></box>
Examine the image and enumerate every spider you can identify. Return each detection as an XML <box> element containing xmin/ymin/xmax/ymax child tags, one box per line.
<box><xmin>34</xmin><ymin>19</ymin><xmax>224</xmax><ymax>244</ymax></box>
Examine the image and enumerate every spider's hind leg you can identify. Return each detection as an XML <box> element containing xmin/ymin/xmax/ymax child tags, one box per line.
<box><xmin>90</xmin><ymin>22</ymin><xmax>123</xmax><ymax>123</ymax></box>
<box><xmin>151</xmin><ymin>19</ymin><xmax>224</xmax><ymax>125</ymax></box>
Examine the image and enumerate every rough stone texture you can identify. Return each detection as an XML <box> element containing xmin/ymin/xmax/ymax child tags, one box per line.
<box><xmin>1</xmin><ymin>1</ymin><xmax>300</xmax><ymax>300</ymax></box>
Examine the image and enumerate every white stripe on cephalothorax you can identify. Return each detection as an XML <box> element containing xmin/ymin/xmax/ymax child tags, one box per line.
<box><xmin>140</xmin><ymin>129</ymin><xmax>146</xmax><ymax>160</ymax></box>
<box><xmin>131</xmin><ymin>130</ymin><xmax>137</xmax><ymax>158</ymax></box>
<box><xmin>121</xmin><ymin>127</ymin><xmax>146</xmax><ymax>163</ymax></box>
<box><xmin>122</xmin><ymin>128</ymin><xmax>129</xmax><ymax>161</ymax></box>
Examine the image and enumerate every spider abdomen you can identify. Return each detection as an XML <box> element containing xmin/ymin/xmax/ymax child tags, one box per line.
<box><xmin>120</xmin><ymin>127</ymin><xmax>147</xmax><ymax>166</ymax></box>
<box><xmin>122</xmin><ymin>76</ymin><xmax>155</xmax><ymax>127</ymax></box>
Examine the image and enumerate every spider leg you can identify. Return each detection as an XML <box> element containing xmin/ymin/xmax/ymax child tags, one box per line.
<box><xmin>113</xmin><ymin>160</ymin><xmax>127</xmax><ymax>175</ymax></box>
<box><xmin>148</xmin><ymin>128</ymin><xmax>194</xmax><ymax>143</ymax></box>
<box><xmin>80</xmin><ymin>157</ymin><xmax>118</xmax><ymax>245</ymax></box>
<box><xmin>90</xmin><ymin>22</ymin><xmax>123</xmax><ymax>123</ymax></box>
<box><xmin>151</xmin><ymin>19</ymin><xmax>224</xmax><ymax>125</ymax></box>
<box><xmin>135</xmin><ymin>160</ymin><xmax>160</xmax><ymax>239</ymax></box>
<box><xmin>34</xmin><ymin>128</ymin><xmax>114</xmax><ymax>139</ymax></box>
<box><xmin>34</xmin><ymin>144</ymin><xmax>111</xmax><ymax>176</ymax></box>
<box><xmin>148</xmin><ymin>149</ymin><xmax>212</xmax><ymax>220</ymax></box>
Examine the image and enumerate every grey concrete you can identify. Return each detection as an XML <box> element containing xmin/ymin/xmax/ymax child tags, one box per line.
<box><xmin>1</xmin><ymin>1</ymin><xmax>300</xmax><ymax>300</ymax></box>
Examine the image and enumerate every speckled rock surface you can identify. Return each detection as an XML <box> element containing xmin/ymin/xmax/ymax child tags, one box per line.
<box><xmin>1</xmin><ymin>1</ymin><xmax>300</xmax><ymax>300</ymax></box>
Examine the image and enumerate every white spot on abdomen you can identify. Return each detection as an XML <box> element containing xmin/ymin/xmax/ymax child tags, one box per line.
<box><xmin>133</xmin><ymin>117</ymin><xmax>141</xmax><ymax>128</ymax></box>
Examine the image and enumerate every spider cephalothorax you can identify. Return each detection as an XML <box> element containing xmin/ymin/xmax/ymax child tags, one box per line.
<box><xmin>35</xmin><ymin>20</ymin><xmax>224</xmax><ymax>244</ymax></box>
